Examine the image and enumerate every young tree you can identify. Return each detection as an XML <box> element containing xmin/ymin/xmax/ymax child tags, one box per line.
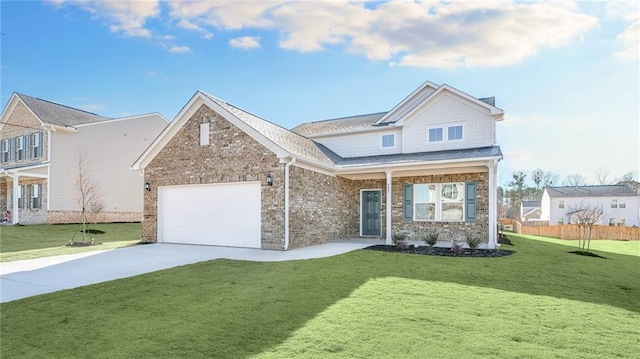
<box><xmin>73</xmin><ymin>154</ymin><xmax>104</xmax><ymax>243</ymax></box>
<box><xmin>567</xmin><ymin>202</ymin><xmax>604</xmax><ymax>253</ymax></box>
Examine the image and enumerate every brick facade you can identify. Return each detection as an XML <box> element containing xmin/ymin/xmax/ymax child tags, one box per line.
<box><xmin>142</xmin><ymin>104</ymin><xmax>286</xmax><ymax>249</ymax></box>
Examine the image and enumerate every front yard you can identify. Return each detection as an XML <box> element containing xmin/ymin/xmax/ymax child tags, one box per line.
<box><xmin>1</xmin><ymin>234</ymin><xmax>638</xmax><ymax>358</ymax></box>
<box><xmin>0</xmin><ymin>223</ymin><xmax>141</xmax><ymax>262</ymax></box>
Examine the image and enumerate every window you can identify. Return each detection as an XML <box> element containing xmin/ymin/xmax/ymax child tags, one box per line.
<box><xmin>414</xmin><ymin>184</ymin><xmax>437</xmax><ymax>220</ymax></box>
<box><xmin>413</xmin><ymin>183</ymin><xmax>465</xmax><ymax>221</ymax></box>
<box><xmin>609</xmin><ymin>218</ymin><xmax>616</xmax><ymax>226</ymax></box>
<box><xmin>17</xmin><ymin>186</ymin><xmax>24</xmax><ymax>209</ymax></box>
<box><xmin>32</xmin><ymin>184</ymin><xmax>41</xmax><ymax>209</ymax></box>
<box><xmin>16</xmin><ymin>136</ymin><xmax>25</xmax><ymax>161</ymax></box>
<box><xmin>447</xmin><ymin>125</ymin><xmax>463</xmax><ymax>140</ymax></box>
<box><xmin>429</xmin><ymin>128</ymin><xmax>443</xmax><ymax>142</ymax></box>
<box><xmin>200</xmin><ymin>123</ymin><xmax>210</xmax><ymax>146</ymax></box>
<box><xmin>611</xmin><ymin>199</ymin><xmax>618</xmax><ymax>208</ymax></box>
<box><xmin>619</xmin><ymin>201</ymin><xmax>626</xmax><ymax>209</ymax></box>
<box><xmin>31</xmin><ymin>133</ymin><xmax>42</xmax><ymax>158</ymax></box>
<box><xmin>1</xmin><ymin>139</ymin><xmax>9</xmax><ymax>163</ymax></box>
<box><xmin>558</xmin><ymin>200</ymin><xmax>564</xmax><ymax>209</ymax></box>
<box><xmin>558</xmin><ymin>218</ymin><xmax>564</xmax><ymax>225</ymax></box>
<box><xmin>381</xmin><ymin>134</ymin><xmax>395</xmax><ymax>148</ymax></box>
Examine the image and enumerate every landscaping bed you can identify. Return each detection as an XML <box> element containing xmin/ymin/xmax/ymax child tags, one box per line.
<box><xmin>364</xmin><ymin>244</ymin><xmax>515</xmax><ymax>257</ymax></box>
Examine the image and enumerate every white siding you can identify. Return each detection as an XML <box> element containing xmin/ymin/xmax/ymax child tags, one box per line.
<box><xmin>313</xmin><ymin>129</ymin><xmax>402</xmax><ymax>158</ymax></box>
<box><xmin>402</xmin><ymin>93</ymin><xmax>495</xmax><ymax>154</ymax></box>
<box><xmin>48</xmin><ymin>114</ymin><xmax>167</xmax><ymax>212</ymax></box>
<box><xmin>544</xmin><ymin>195</ymin><xmax>640</xmax><ymax>227</ymax></box>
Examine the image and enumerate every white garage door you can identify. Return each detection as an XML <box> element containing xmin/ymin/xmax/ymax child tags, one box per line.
<box><xmin>158</xmin><ymin>182</ymin><xmax>261</xmax><ymax>248</ymax></box>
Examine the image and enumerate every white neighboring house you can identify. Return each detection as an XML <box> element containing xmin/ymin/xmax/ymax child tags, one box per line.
<box><xmin>541</xmin><ymin>186</ymin><xmax>640</xmax><ymax>227</ymax></box>
<box><xmin>0</xmin><ymin>93</ymin><xmax>168</xmax><ymax>224</ymax></box>
<box><xmin>520</xmin><ymin>200</ymin><xmax>542</xmax><ymax>223</ymax></box>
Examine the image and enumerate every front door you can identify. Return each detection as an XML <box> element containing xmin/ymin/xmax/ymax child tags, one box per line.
<box><xmin>361</xmin><ymin>190</ymin><xmax>382</xmax><ymax>236</ymax></box>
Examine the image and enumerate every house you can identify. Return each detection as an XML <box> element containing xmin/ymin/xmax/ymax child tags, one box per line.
<box><xmin>541</xmin><ymin>185</ymin><xmax>640</xmax><ymax>226</ymax></box>
<box><xmin>0</xmin><ymin>93</ymin><xmax>168</xmax><ymax>224</ymax></box>
<box><xmin>520</xmin><ymin>200</ymin><xmax>542</xmax><ymax>222</ymax></box>
<box><xmin>131</xmin><ymin>81</ymin><xmax>504</xmax><ymax>250</ymax></box>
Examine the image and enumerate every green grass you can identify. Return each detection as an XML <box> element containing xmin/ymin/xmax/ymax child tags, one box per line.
<box><xmin>1</xmin><ymin>234</ymin><xmax>639</xmax><ymax>358</ymax></box>
<box><xmin>514</xmin><ymin>233</ymin><xmax>640</xmax><ymax>256</ymax></box>
<box><xmin>0</xmin><ymin>223</ymin><xmax>141</xmax><ymax>262</ymax></box>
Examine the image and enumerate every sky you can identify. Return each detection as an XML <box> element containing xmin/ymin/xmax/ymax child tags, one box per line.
<box><xmin>1</xmin><ymin>0</ymin><xmax>638</xmax><ymax>187</ymax></box>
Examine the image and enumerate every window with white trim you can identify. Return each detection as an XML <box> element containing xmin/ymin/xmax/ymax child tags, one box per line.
<box><xmin>381</xmin><ymin>134</ymin><xmax>395</xmax><ymax>148</ymax></box>
<box><xmin>559</xmin><ymin>200</ymin><xmax>564</xmax><ymax>209</ymax></box>
<box><xmin>558</xmin><ymin>218</ymin><xmax>564</xmax><ymax>225</ymax></box>
<box><xmin>447</xmin><ymin>125</ymin><xmax>463</xmax><ymax>140</ymax></box>
<box><xmin>428</xmin><ymin>128</ymin><xmax>443</xmax><ymax>142</ymax></box>
<box><xmin>619</xmin><ymin>201</ymin><xmax>626</xmax><ymax>209</ymax></box>
<box><xmin>413</xmin><ymin>183</ymin><xmax>465</xmax><ymax>221</ymax></box>
<box><xmin>16</xmin><ymin>136</ymin><xmax>25</xmax><ymax>161</ymax></box>
<box><xmin>17</xmin><ymin>186</ymin><xmax>24</xmax><ymax>209</ymax></box>
<box><xmin>32</xmin><ymin>184</ymin><xmax>41</xmax><ymax>209</ymax></box>
<box><xmin>31</xmin><ymin>132</ymin><xmax>42</xmax><ymax>158</ymax></box>
<box><xmin>611</xmin><ymin>199</ymin><xmax>618</xmax><ymax>208</ymax></box>
<box><xmin>1</xmin><ymin>139</ymin><xmax>9</xmax><ymax>163</ymax></box>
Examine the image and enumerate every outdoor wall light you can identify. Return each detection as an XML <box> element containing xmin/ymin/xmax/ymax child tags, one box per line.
<box><xmin>144</xmin><ymin>182</ymin><xmax>151</xmax><ymax>192</ymax></box>
<box><xmin>266</xmin><ymin>174</ymin><xmax>273</xmax><ymax>186</ymax></box>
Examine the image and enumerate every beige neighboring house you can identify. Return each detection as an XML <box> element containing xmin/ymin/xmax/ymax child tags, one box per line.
<box><xmin>0</xmin><ymin>93</ymin><xmax>168</xmax><ymax>224</ymax></box>
<box><xmin>132</xmin><ymin>80</ymin><xmax>504</xmax><ymax>250</ymax></box>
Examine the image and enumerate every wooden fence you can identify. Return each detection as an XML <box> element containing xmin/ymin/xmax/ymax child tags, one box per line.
<box><xmin>514</xmin><ymin>222</ymin><xmax>640</xmax><ymax>241</ymax></box>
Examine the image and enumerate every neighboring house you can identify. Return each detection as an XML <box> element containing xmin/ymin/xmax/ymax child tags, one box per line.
<box><xmin>520</xmin><ymin>200</ymin><xmax>542</xmax><ymax>222</ymax></box>
<box><xmin>132</xmin><ymin>81</ymin><xmax>504</xmax><ymax>250</ymax></box>
<box><xmin>0</xmin><ymin>93</ymin><xmax>168</xmax><ymax>224</ymax></box>
<box><xmin>541</xmin><ymin>186</ymin><xmax>640</xmax><ymax>226</ymax></box>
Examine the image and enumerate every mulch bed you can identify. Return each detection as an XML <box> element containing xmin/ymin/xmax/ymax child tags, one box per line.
<box><xmin>364</xmin><ymin>244</ymin><xmax>515</xmax><ymax>257</ymax></box>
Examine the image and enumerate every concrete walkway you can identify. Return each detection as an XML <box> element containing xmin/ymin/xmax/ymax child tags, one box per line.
<box><xmin>0</xmin><ymin>240</ymin><xmax>380</xmax><ymax>303</ymax></box>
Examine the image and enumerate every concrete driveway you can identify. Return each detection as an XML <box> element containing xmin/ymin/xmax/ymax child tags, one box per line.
<box><xmin>0</xmin><ymin>241</ymin><xmax>377</xmax><ymax>303</ymax></box>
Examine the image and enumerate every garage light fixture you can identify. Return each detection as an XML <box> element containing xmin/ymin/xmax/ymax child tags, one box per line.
<box><xmin>266</xmin><ymin>174</ymin><xmax>273</xmax><ymax>186</ymax></box>
<box><xmin>144</xmin><ymin>182</ymin><xmax>151</xmax><ymax>192</ymax></box>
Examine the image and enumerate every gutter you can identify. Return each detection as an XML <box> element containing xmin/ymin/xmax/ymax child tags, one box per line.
<box><xmin>284</xmin><ymin>157</ymin><xmax>296</xmax><ymax>250</ymax></box>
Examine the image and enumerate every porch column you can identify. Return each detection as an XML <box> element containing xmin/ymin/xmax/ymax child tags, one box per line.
<box><xmin>386</xmin><ymin>170</ymin><xmax>392</xmax><ymax>245</ymax></box>
<box><xmin>488</xmin><ymin>161</ymin><xmax>498</xmax><ymax>248</ymax></box>
<box><xmin>11</xmin><ymin>174</ymin><xmax>19</xmax><ymax>225</ymax></box>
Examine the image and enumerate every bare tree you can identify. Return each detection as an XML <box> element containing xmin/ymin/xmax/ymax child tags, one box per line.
<box><xmin>564</xmin><ymin>173</ymin><xmax>587</xmax><ymax>186</ymax></box>
<box><xmin>595</xmin><ymin>168</ymin><xmax>612</xmax><ymax>185</ymax></box>
<box><xmin>73</xmin><ymin>154</ymin><xmax>104</xmax><ymax>243</ymax></box>
<box><xmin>567</xmin><ymin>202</ymin><xmax>604</xmax><ymax>253</ymax></box>
<box><xmin>541</xmin><ymin>171</ymin><xmax>559</xmax><ymax>188</ymax></box>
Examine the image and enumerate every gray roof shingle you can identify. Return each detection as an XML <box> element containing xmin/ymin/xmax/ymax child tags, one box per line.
<box><xmin>291</xmin><ymin>112</ymin><xmax>387</xmax><ymax>137</ymax></box>
<box><xmin>336</xmin><ymin>146</ymin><xmax>502</xmax><ymax>167</ymax></box>
<box><xmin>546</xmin><ymin>185</ymin><xmax>638</xmax><ymax>198</ymax></box>
<box><xmin>16</xmin><ymin>93</ymin><xmax>111</xmax><ymax>127</ymax></box>
<box><xmin>202</xmin><ymin>93</ymin><xmax>340</xmax><ymax>166</ymax></box>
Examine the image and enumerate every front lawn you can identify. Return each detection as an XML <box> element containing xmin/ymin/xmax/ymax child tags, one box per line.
<box><xmin>0</xmin><ymin>223</ymin><xmax>141</xmax><ymax>261</ymax></box>
<box><xmin>1</xmin><ymin>234</ymin><xmax>638</xmax><ymax>358</ymax></box>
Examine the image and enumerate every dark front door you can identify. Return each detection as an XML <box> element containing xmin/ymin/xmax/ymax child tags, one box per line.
<box><xmin>361</xmin><ymin>190</ymin><xmax>382</xmax><ymax>236</ymax></box>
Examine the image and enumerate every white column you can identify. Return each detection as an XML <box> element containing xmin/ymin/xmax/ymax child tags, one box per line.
<box><xmin>386</xmin><ymin>170</ymin><xmax>392</xmax><ymax>245</ymax></box>
<box><xmin>488</xmin><ymin>161</ymin><xmax>498</xmax><ymax>248</ymax></box>
<box><xmin>11</xmin><ymin>174</ymin><xmax>19</xmax><ymax>224</ymax></box>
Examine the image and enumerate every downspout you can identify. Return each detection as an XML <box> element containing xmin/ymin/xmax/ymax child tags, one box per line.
<box><xmin>284</xmin><ymin>157</ymin><xmax>296</xmax><ymax>250</ymax></box>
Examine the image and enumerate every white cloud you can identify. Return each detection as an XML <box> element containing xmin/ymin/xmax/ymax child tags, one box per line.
<box><xmin>202</xmin><ymin>32</ymin><xmax>214</xmax><ymax>40</ymax></box>
<box><xmin>606</xmin><ymin>0</ymin><xmax>639</xmax><ymax>60</ymax></box>
<box><xmin>169</xmin><ymin>45</ymin><xmax>190</xmax><ymax>54</ymax></box>
<box><xmin>48</xmin><ymin>0</ymin><xmax>160</xmax><ymax>38</ymax></box>
<box><xmin>229</xmin><ymin>36</ymin><xmax>261</xmax><ymax>50</ymax></box>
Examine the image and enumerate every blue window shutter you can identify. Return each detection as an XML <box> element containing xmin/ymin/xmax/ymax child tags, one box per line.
<box><xmin>403</xmin><ymin>184</ymin><xmax>413</xmax><ymax>221</ymax></box>
<box><xmin>465</xmin><ymin>182</ymin><xmax>477</xmax><ymax>221</ymax></box>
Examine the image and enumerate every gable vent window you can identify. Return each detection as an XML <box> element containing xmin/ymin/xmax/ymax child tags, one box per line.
<box><xmin>381</xmin><ymin>134</ymin><xmax>395</xmax><ymax>148</ymax></box>
<box><xmin>200</xmin><ymin>123</ymin><xmax>210</xmax><ymax>146</ymax></box>
<box><xmin>429</xmin><ymin>128</ymin><xmax>443</xmax><ymax>142</ymax></box>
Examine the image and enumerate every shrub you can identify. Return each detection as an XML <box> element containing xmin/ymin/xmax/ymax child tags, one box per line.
<box><xmin>392</xmin><ymin>232</ymin><xmax>409</xmax><ymax>249</ymax></box>
<box><xmin>422</xmin><ymin>231</ymin><xmax>439</xmax><ymax>248</ymax></box>
<box><xmin>450</xmin><ymin>241</ymin><xmax>465</xmax><ymax>256</ymax></box>
<box><xmin>465</xmin><ymin>234</ymin><xmax>486</xmax><ymax>253</ymax></box>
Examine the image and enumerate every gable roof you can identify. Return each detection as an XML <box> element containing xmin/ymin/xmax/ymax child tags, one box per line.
<box><xmin>291</xmin><ymin>112</ymin><xmax>387</xmax><ymax>137</ymax></box>
<box><xmin>522</xmin><ymin>201</ymin><xmax>541</xmax><ymax>208</ymax></box>
<box><xmin>14</xmin><ymin>93</ymin><xmax>111</xmax><ymax>127</ymax></box>
<box><xmin>546</xmin><ymin>185</ymin><xmax>638</xmax><ymax>198</ymax></box>
<box><xmin>335</xmin><ymin>146</ymin><xmax>501</xmax><ymax>168</ymax></box>
<box><xmin>201</xmin><ymin>93</ymin><xmax>339</xmax><ymax>166</ymax></box>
